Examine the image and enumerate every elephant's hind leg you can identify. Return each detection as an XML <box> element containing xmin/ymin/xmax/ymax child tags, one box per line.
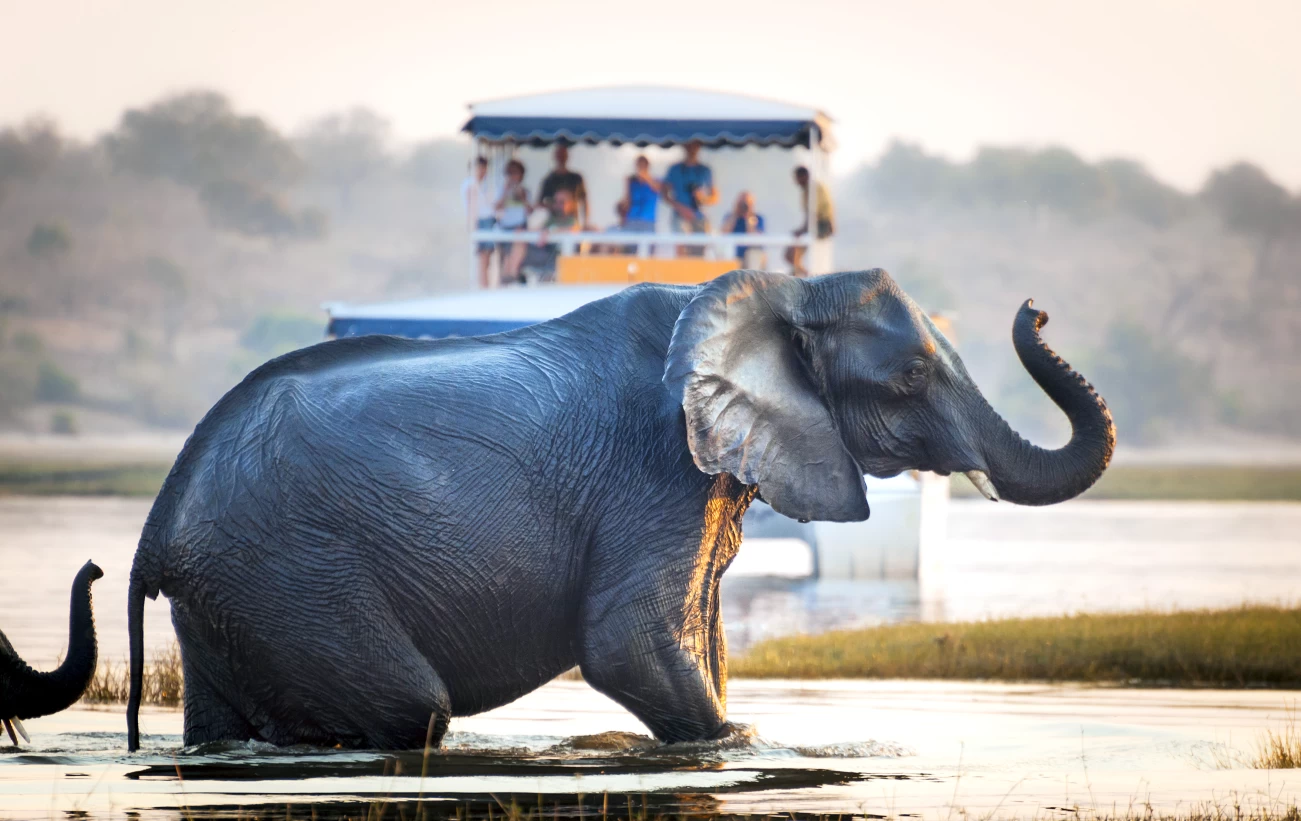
<box><xmin>172</xmin><ymin>609</ymin><xmax>258</xmax><ymax>747</ymax></box>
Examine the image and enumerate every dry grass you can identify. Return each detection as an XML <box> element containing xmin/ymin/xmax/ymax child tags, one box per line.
<box><xmin>732</xmin><ymin>606</ymin><xmax>1301</xmax><ymax>686</ymax></box>
<box><xmin>1254</xmin><ymin>706</ymin><xmax>1301</xmax><ymax>769</ymax></box>
<box><xmin>82</xmin><ymin>643</ymin><xmax>184</xmax><ymax>706</ymax></box>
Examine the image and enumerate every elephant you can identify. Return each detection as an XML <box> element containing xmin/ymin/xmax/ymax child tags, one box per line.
<box><xmin>126</xmin><ymin>268</ymin><xmax>1114</xmax><ymax>751</ymax></box>
<box><xmin>1</xmin><ymin>560</ymin><xmax>103</xmax><ymax>744</ymax></box>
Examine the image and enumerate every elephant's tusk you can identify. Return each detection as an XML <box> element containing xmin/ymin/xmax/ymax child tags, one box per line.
<box><xmin>11</xmin><ymin>718</ymin><xmax>29</xmax><ymax>743</ymax></box>
<box><xmin>2</xmin><ymin>719</ymin><xmax>17</xmax><ymax>746</ymax></box>
<box><xmin>965</xmin><ymin>470</ymin><xmax>1000</xmax><ymax>502</ymax></box>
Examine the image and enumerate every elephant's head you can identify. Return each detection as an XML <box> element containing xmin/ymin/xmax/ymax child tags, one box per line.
<box><xmin>664</xmin><ymin>269</ymin><xmax>1115</xmax><ymax>522</ymax></box>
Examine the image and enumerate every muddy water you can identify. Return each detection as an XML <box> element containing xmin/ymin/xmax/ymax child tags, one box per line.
<box><xmin>2</xmin><ymin>497</ymin><xmax>1301</xmax><ymax>662</ymax></box>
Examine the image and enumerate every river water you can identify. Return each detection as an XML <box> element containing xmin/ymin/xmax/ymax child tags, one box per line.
<box><xmin>2</xmin><ymin>496</ymin><xmax>1298</xmax><ymax>663</ymax></box>
<box><xmin>2</xmin><ymin>496</ymin><xmax>1300</xmax><ymax>818</ymax></box>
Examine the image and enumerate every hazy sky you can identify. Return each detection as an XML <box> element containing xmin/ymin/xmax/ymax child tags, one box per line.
<box><xmin>2</xmin><ymin>0</ymin><xmax>1297</xmax><ymax>190</ymax></box>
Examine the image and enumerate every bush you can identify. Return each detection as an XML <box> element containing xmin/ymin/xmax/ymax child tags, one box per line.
<box><xmin>0</xmin><ymin>358</ymin><xmax>37</xmax><ymax>418</ymax></box>
<box><xmin>25</xmin><ymin>223</ymin><xmax>72</xmax><ymax>257</ymax></box>
<box><xmin>238</xmin><ymin>312</ymin><xmax>324</xmax><ymax>357</ymax></box>
<box><xmin>11</xmin><ymin>331</ymin><xmax>43</xmax><ymax>354</ymax></box>
<box><xmin>35</xmin><ymin>360</ymin><xmax>80</xmax><ymax>402</ymax></box>
<box><xmin>1089</xmin><ymin>319</ymin><xmax>1211</xmax><ymax>444</ymax></box>
<box><xmin>49</xmin><ymin>410</ymin><xmax>78</xmax><ymax>435</ymax></box>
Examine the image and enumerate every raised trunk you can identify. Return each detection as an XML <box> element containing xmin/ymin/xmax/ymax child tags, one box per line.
<box><xmin>0</xmin><ymin>561</ymin><xmax>102</xmax><ymax>720</ymax></box>
<box><xmin>978</xmin><ymin>301</ymin><xmax>1116</xmax><ymax>505</ymax></box>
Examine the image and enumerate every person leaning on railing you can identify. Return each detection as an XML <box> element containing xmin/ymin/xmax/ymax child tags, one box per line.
<box><xmin>785</xmin><ymin>165</ymin><xmax>835</xmax><ymax>277</ymax></box>
<box><xmin>662</xmin><ymin>140</ymin><xmax>718</xmax><ymax>257</ymax></box>
<box><xmin>495</xmin><ymin>159</ymin><xmax>534</xmax><ymax>285</ymax></box>
<box><xmin>505</xmin><ymin>188</ymin><xmax>582</xmax><ymax>284</ymax></box>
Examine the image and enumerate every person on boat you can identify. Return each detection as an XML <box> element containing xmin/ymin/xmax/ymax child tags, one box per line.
<box><xmin>721</xmin><ymin>191</ymin><xmax>766</xmax><ymax>268</ymax></box>
<box><xmin>507</xmin><ymin>187</ymin><xmax>581</xmax><ymax>284</ymax></box>
<box><xmin>785</xmin><ymin>165</ymin><xmax>835</xmax><ymax>277</ymax></box>
<box><xmin>662</xmin><ymin>140</ymin><xmax>718</xmax><ymax>257</ymax></box>
<box><xmin>495</xmin><ymin>159</ymin><xmax>534</xmax><ymax>285</ymax></box>
<box><xmin>462</xmin><ymin>156</ymin><xmax>496</xmax><ymax>289</ymax></box>
<box><xmin>621</xmin><ymin>155</ymin><xmax>660</xmax><ymax>233</ymax></box>
<box><xmin>538</xmin><ymin>143</ymin><xmax>589</xmax><ymax>228</ymax></box>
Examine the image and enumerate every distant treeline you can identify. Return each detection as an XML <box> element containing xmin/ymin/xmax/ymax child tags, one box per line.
<box><xmin>0</xmin><ymin>90</ymin><xmax>1298</xmax><ymax>447</ymax></box>
<box><xmin>852</xmin><ymin>139</ymin><xmax>1299</xmax><ymax>237</ymax></box>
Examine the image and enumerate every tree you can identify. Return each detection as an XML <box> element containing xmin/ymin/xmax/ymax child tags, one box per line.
<box><xmin>296</xmin><ymin>108</ymin><xmax>391</xmax><ymax>209</ymax></box>
<box><xmin>145</xmin><ymin>256</ymin><xmax>188</xmax><ymax>356</ymax></box>
<box><xmin>105</xmin><ymin>90</ymin><xmax>301</xmax><ymax>189</ymax></box>
<box><xmin>857</xmin><ymin>140</ymin><xmax>960</xmax><ymax>206</ymax></box>
<box><xmin>1097</xmin><ymin>158</ymin><xmax>1188</xmax><ymax>227</ymax></box>
<box><xmin>26</xmin><ymin>223</ymin><xmax>72</xmax><ymax>258</ymax></box>
<box><xmin>103</xmin><ymin>91</ymin><xmax>323</xmax><ymax>240</ymax></box>
<box><xmin>1200</xmin><ymin>162</ymin><xmax>1296</xmax><ymax>239</ymax></box>
<box><xmin>1090</xmin><ymin>319</ymin><xmax>1211</xmax><ymax>444</ymax></box>
<box><xmin>0</xmin><ymin>117</ymin><xmax>62</xmax><ymax>203</ymax></box>
<box><xmin>402</xmin><ymin>138</ymin><xmax>469</xmax><ymax>188</ymax></box>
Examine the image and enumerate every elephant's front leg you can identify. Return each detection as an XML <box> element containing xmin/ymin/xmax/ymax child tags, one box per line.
<box><xmin>579</xmin><ymin>535</ymin><xmax>737</xmax><ymax>743</ymax></box>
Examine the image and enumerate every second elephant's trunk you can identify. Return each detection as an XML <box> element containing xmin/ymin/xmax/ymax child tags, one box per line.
<box><xmin>0</xmin><ymin>560</ymin><xmax>102</xmax><ymax>723</ymax></box>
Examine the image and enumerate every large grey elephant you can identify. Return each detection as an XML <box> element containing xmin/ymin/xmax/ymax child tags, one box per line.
<box><xmin>126</xmin><ymin>269</ymin><xmax>1113</xmax><ymax>751</ymax></box>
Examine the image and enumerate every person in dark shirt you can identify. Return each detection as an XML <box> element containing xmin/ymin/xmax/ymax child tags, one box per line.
<box><xmin>662</xmin><ymin>140</ymin><xmax>718</xmax><ymax>257</ymax></box>
<box><xmin>538</xmin><ymin>143</ymin><xmax>589</xmax><ymax>227</ymax></box>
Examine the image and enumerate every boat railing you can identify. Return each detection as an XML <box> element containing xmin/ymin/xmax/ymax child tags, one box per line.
<box><xmin>470</xmin><ymin>228</ymin><xmax>813</xmax><ymax>260</ymax></box>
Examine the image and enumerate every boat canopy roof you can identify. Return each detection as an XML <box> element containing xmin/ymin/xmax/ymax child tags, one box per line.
<box><xmin>462</xmin><ymin>86</ymin><xmax>834</xmax><ymax>150</ymax></box>
<box><xmin>324</xmin><ymin>285</ymin><xmax>626</xmax><ymax>339</ymax></box>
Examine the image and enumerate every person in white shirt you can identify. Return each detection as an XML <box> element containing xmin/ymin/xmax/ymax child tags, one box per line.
<box><xmin>461</xmin><ymin>157</ymin><xmax>496</xmax><ymax>289</ymax></box>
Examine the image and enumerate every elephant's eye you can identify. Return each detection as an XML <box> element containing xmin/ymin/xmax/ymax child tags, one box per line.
<box><xmin>902</xmin><ymin>361</ymin><xmax>928</xmax><ymax>390</ymax></box>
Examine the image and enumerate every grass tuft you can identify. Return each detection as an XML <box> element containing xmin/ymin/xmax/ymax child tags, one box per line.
<box><xmin>732</xmin><ymin>606</ymin><xmax>1301</xmax><ymax>686</ymax></box>
<box><xmin>1254</xmin><ymin>706</ymin><xmax>1301</xmax><ymax>769</ymax></box>
<box><xmin>83</xmin><ymin>643</ymin><xmax>184</xmax><ymax>706</ymax></box>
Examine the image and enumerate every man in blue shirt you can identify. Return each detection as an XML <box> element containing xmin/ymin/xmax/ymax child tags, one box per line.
<box><xmin>663</xmin><ymin>140</ymin><xmax>718</xmax><ymax>257</ymax></box>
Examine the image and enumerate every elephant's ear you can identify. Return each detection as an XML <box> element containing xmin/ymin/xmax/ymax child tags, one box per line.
<box><xmin>664</xmin><ymin>270</ymin><xmax>869</xmax><ymax>523</ymax></box>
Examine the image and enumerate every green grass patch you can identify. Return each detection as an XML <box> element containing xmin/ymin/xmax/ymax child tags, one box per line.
<box><xmin>952</xmin><ymin>464</ymin><xmax>1301</xmax><ymax>501</ymax></box>
<box><xmin>732</xmin><ymin>606</ymin><xmax>1301</xmax><ymax>686</ymax></box>
<box><xmin>0</xmin><ymin>459</ymin><xmax>170</xmax><ymax>496</ymax></box>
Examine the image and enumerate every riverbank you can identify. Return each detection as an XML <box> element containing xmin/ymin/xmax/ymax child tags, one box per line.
<box><xmin>733</xmin><ymin>606</ymin><xmax>1301</xmax><ymax>686</ymax></box>
<box><xmin>5</xmin><ymin>458</ymin><xmax>1301</xmax><ymax>500</ymax></box>
<box><xmin>106</xmin><ymin>606</ymin><xmax>1301</xmax><ymax>710</ymax></box>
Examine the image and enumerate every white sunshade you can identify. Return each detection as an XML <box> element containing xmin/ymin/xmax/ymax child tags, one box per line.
<box><xmin>470</xmin><ymin>86</ymin><xmax>825</xmax><ymax>123</ymax></box>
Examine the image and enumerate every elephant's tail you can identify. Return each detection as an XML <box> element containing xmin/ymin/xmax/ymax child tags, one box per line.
<box><xmin>126</xmin><ymin>569</ymin><xmax>146</xmax><ymax>752</ymax></box>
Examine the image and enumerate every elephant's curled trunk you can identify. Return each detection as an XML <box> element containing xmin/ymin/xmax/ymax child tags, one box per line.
<box><xmin>0</xmin><ymin>561</ymin><xmax>102</xmax><ymax>730</ymax></box>
<box><xmin>980</xmin><ymin>301</ymin><xmax>1116</xmax><ymax>506</ymax></box>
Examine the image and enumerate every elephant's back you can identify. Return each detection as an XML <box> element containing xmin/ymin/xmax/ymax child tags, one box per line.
<box><xmin>141</xmin><ymin>331</ymin><xmax>604</xmax><ymax>711</ymax></box>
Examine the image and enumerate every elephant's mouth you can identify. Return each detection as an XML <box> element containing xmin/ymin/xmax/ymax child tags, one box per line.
<box><xmin>860</xmin><ymin>458</ymin><xmax>1000</xmax><ymax>502</ymax></box>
